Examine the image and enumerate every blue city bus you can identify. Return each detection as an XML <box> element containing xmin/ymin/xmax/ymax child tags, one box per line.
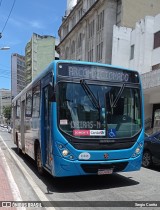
<box><xmin>12</xmin><ymin>60</ymin><xmax>144</xmax><ymax>177</ymax></box>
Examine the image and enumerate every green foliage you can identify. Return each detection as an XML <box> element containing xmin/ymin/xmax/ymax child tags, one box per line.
<box><xmin>3</xmin><ymin>105</ymin><xmax>11</xmax><ymax>120</ymax></box>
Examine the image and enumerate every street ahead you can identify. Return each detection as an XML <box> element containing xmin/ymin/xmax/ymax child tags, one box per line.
<box><xmin>0</xmin><ymin>128</ymin><xmax>160</xmax><ymax>210</ymax></box>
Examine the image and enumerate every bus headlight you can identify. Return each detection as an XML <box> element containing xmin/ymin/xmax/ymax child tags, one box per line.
<box><xmin>132</xmin><ymin>142</ymin><xmax>143</xmax><ymax>158</ymax></box>
<box><xmin>57</xmin><ymin>142</ymin><xmax>75</xmax><ymax>160</ymax></box>
<box><xmin>62</xmin><ymin>149</ymin><xmax>69</xmax><ymax>156</ymax></box>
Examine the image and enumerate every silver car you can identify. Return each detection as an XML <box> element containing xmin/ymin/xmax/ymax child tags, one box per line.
<box><xmin>7</xmin><ymin>126</ymin><xmax>12</xmax><ymax>133</ymax></box>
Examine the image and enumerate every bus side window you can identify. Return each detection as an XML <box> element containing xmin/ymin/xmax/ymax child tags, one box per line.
<box><xmin>25</xmin><ymin>89</ymin><xmax>32</xmax><ymax>117</ymax></box>
<box><xmin>16</xmin><ymin>99</ymin><xmax>21</xmax><ymax>119</ymax></box>
<box><xmin>32</xmin><ymin>84</ymin><xmax>40</xmax><ymax>117</ymax></box>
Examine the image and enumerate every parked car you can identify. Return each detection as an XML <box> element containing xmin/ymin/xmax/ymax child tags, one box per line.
<box><xmin>142</xmin><ymin>131</ymin><xmax>160</xmax><ymax>168</ymax></box>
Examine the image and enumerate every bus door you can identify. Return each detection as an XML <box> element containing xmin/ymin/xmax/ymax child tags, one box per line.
<box><xmin>20</xmin><ymin>99</ymin><xmax>25</xmax><ymax>153</ymax></box>
<box><xmin>41</xmin><ymin>73</ymin><xmax>53</xmax><ymax>169</ymax></box>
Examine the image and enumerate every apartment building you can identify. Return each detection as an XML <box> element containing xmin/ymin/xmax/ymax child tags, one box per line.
<box><xmin>57</xmin><ymin>0</ymin><xmax>160</xmax><ymax>64</ymax></box>
<box><xmin>25</xmin><ymin>33</ymin><xmax>59</xmax><ymax>85</ymax></box>
<box><xmin>11</xmin><ymin>53</ymin><xmax>25</xmax><ymax>98</ymax></box>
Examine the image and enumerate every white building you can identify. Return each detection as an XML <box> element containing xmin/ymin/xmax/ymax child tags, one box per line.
<box><xmin>112</xmin><ymin>13</ymin><xmax>160</xmax><ymax>132</ymax></box>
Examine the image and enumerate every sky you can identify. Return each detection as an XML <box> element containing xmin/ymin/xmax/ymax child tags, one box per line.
<box><xmin>0</xmin><ymin>0</ymin><xmax>66</xmax><ymax>89</ymax></box>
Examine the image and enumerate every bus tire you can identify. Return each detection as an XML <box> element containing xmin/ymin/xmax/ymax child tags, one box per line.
<box><xmin>36</xmin><ymin>145</ymin><xmax>44</xmax><ymax>175</ymax></box>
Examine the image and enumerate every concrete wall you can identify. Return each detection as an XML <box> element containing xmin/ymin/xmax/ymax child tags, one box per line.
<box><xmin>36</xmin><ymin>37</ymin><xmax>55</xmax><ymax>75</ymax></box>
<box><xmin>121</xmin><ymin>0</ymin><xmax>160</xmax><ymax>28</ymax></box>
<box><xmin>103</xmin><ymin>0</ymin><xmax>117</xmax><ymax>64</ymax></box>
<box><xmin>112</xmin><ymin>25</ymin><xmax>131</xmax><ymax>68</ymax></box>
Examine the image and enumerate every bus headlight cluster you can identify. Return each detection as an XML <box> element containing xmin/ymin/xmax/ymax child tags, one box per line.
<box><xmin>132</xmin><ymin>142</ymin><xmax>143</xmax><ymax>158</ymax></box>
<box><xmin>57</xmin><ymin>142</ymin><xmax>75</xmax><ymax>160</ymax></box>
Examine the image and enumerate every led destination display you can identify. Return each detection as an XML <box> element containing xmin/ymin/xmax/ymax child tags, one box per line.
<box><xmin>58</xmin><ymin>63</ymin><xmax>139</xmax><ymax>83</ymax></box>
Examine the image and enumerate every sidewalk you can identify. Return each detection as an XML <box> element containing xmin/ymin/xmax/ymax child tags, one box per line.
<box><xmin>0</xmin><ymin>146</ymin><xmax>17</xmax><ymax>210</ymax></box>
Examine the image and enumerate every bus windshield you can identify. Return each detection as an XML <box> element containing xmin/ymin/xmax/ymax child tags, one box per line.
<box><xmin>58</xmin><ymin>82</ymin><xmax>141</xmax><ymax>139</ymax></box>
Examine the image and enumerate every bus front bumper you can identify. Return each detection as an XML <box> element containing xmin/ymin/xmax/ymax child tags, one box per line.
<box><xmin>52</xmin><ymin>155</ymin><xmax>142</xmax><ymax>177</ymax></box>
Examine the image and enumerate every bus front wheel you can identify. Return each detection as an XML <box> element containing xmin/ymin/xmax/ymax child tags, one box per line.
<box><xmin>36</xmin><ymin>145</ymin><xmax>44</xmax><ymax>175</ymax></box>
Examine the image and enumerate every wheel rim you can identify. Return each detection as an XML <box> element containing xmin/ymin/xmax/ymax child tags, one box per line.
<box><xmin>143</xmin><ymin>152</ymin><xmax>151</xmax><ymax>167</ymax></box>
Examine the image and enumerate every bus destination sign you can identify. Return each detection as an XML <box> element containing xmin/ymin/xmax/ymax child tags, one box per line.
<box><xmin>58</xmin><ymin>63</ymin><xmax>139</xmax><ymax>83</ymax></box>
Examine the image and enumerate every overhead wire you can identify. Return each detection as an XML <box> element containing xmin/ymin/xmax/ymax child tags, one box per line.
<box><xmin>1</xmin><ymin>0</ymin><xmax>16</xmax><ymax>33</ymax></box>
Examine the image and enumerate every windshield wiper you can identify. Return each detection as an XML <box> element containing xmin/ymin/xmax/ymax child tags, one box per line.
<box><xmin>111</xmin><ymin>83</ymin><xmax>125</xmax><ymax>108</ymax></box>
<box><xmin>80</xmin><ymin>79</ymin><xmax>100</xmax><ymax>110</ymax></box>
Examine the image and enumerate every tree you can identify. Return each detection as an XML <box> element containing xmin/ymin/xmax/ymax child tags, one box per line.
<box><xmin>3</xmin><ymin>105</ymin><xmax>11</xmax><ymax>123</ymax></box>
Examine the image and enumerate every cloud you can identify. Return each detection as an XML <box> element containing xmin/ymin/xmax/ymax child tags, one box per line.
<box><xmin>28</xmin><ymin>20</ymin><xmax>45</xmax><ymax>29</ymax></box>
<box><xmin>9</xmin><ymin>17</ymin><xmax>23</xmax><ymax>27</ymax></box>
<box><xmin>9</xmin><ymin>17</ymin><xmax>46</xmax><ymax>30</ymax></box>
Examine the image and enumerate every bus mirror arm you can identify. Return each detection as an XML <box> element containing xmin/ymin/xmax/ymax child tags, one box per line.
<box><xmin>48</xmin><ymin>82</ymin><xmax>56</xmax><ymax>102</ymax></box>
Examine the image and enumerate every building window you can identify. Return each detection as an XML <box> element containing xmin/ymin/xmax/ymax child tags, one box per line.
<box><xmin>71</xmin><ymin>15</ymin><xmax>76</xmax><ymax>28</ymax></box>
<box><xmin>89</xmin><ymin>20</ymin><xmax>95</xmax><ymax>39</ymax></box>
<box><xmin>88</xmin><ymin>49</ymin><xmax>93</xmax><ymax>62</ymax></box>
<box><xmin>65</xmin><ymin>46</ymin><xmax>70</xmax><ymax>59</ymax></box>
<box><xmin>96</xmin><ymin>10</ymin><xmax>104</xmax><ymax>62</ymax></box>
<box><xmin>78</xmin><ymin>33</ymin><xmax>83</xmax><ymax>48</ymax></box>
<box><xmin>154</xmin><ymin>31</ymin><xmax>160</xmax><ymax>49</ymax></box>
<box><xmin>71</xmin><ymin>41</ymin><xmax>75</xmax><ymax>54</ymax></box>
<box><xmin>78</xmin><ymin>7</ymin><xmax>83</xmax><ymax>20</ymax></box>
<box><xmin>97</xmin><ymin>10</ymin><xmax>104</xmax><ymax>32</ymax></box>
<box><xmin>88</xmin><ymin>20</ymin><xmax>95</xmax><ymax>62</ymax></box>
<box><xmin>96</xmin><ymin>42</ymin><xmax>103</xmax><ymax>62</ymax></box>
<box><xmin>64</xmin><ymin>24</ymin><xmax>69</xmax><ymax>37</ymax></box>
<box><xmin>130</xmin><ymin>45</ymin><xmax>135</xmax><ymax>60</ymax></box>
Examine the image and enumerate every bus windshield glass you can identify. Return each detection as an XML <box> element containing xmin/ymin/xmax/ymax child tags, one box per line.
<box><xmin>58</xmin><ymin>82</ymin><xmax>141</xmax><ymax>139</ymax></box>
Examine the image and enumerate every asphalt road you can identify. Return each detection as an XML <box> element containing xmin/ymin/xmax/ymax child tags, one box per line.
<box><xmin>0</xmin><ymin>128</ymin><xmax>160</xmax><ymax>210</ymax></box>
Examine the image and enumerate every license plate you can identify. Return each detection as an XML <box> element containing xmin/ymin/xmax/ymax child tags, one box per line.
<box><xmin>98</xmin><ymin>168</ymin><xmax>113</xmax><ymax>175</ymax></box>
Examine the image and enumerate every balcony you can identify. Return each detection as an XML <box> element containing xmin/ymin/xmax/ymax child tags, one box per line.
<box><xmin>141</xmin><ymin>68</ymin><xmax>160</xmax><ymax>90</ymax></box>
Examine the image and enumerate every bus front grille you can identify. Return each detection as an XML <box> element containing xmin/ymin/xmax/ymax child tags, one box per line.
<box><xmin>81</xmin><ymin>162</ymin><xmax>128</xmax><ymax>173</ymax></box>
